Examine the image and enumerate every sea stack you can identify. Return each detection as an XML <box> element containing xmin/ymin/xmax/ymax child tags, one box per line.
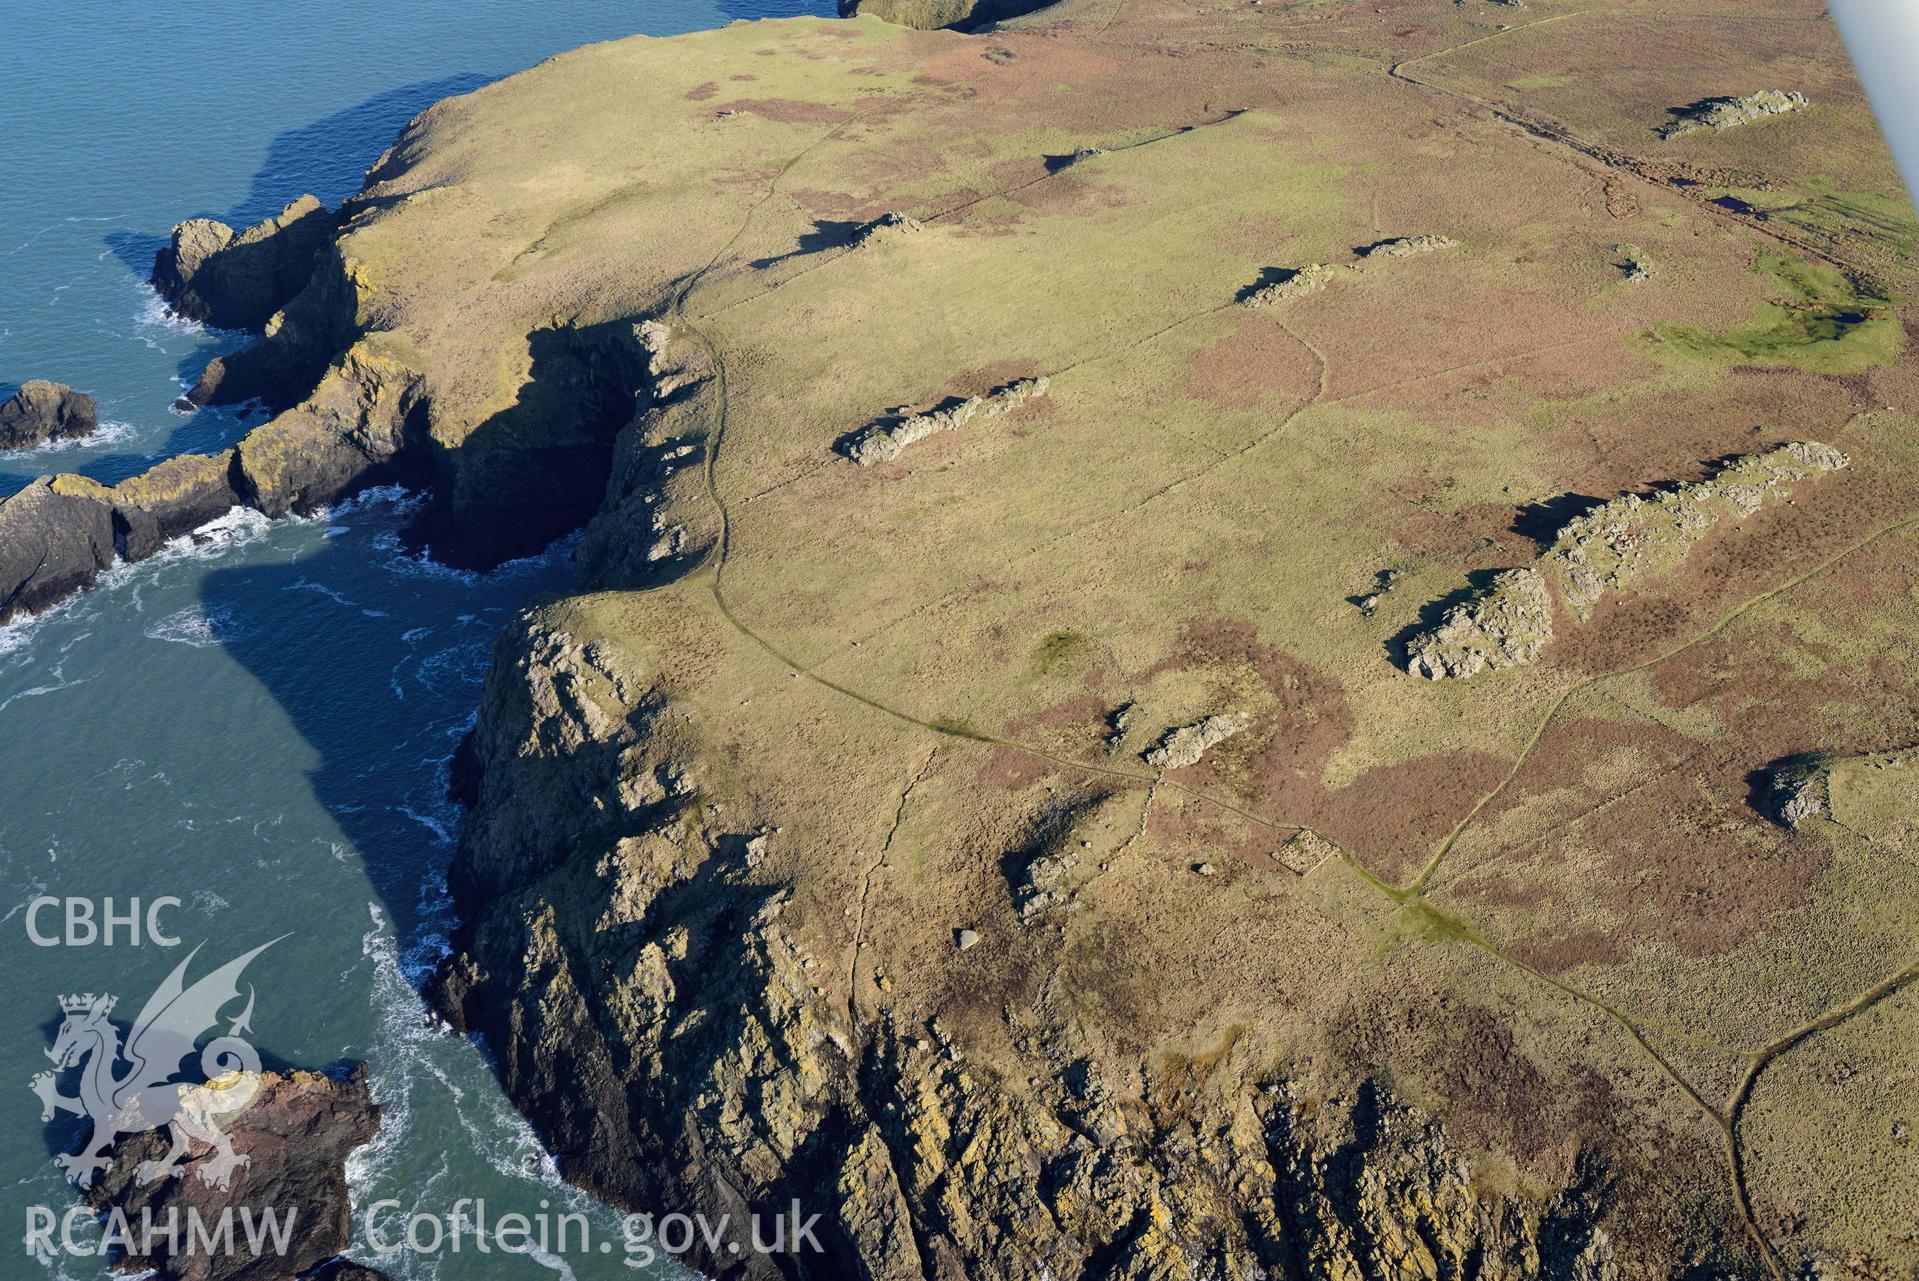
<box><xmin>0</xmin><ymin>380</ymin><xmax>97</xmax><ymax>450</ymax></box>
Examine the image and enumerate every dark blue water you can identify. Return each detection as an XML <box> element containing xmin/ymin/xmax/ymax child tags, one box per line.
<box><xmin>0</xmin><ymin>3</ymin><xmax>828</xmax><ymax>1277</ymax></box>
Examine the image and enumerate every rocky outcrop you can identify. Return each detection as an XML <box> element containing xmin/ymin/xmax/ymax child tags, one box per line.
<box><xmin>1403</xmin><ymin>442</ymin><xmax>1848</xmax><ymax>678</ymax></box>
<box><xmin>1244</xmin><ymin>237</ymin><xmax>1456</xmax><ymax>307</ymax></box>
<box><xmin>0</xmin><ymin>273</ymin><xmax>651</xmax><ymax>624</ymax></box>
<box><xmin>840</xmin><ymin>0</ymin><xmax>1060</xmax><ymax>31</ymax></box>
<box><xmin>0</xmin><ymin>458</ymin><xmax>243</xmax><ymax>624</ymax></box>
<box><xmin>843</xmin><ymin>375</ymin><xmax>1050</xmax><ymax>466</ymax></box>
<box><xmin>0</xmin><ymin>476</ymin><xmax>118</xmax><ymax>624</ymax></box>
<box><xmin>577</xmin><ymin>321</ymin><xmax>719</xmax><ymax>587</ymax></box>
<box><xmin>1763</xmin><ymin>757</ymin><xmax>1833</xmax><ymax>829</ymax></box>
<box><xmin>108</xmin><ymin>452</ymin><xmax>243</xmax><ymax>560</ymax></box>
<box><xmin>152</xmin><ymin>196</ymin><xmax>341</xmax><ymax>332</ymax></box>
<box><xmin>0</xmin><ymin>380</ymin><xmax>98</xmax><ymax>450</ymax></box>
<box><xmin>1243</xmin><ymin>262</ymin><xmax>1348</xmax><ymax>307</ymax></box>
<box><xmin>1406</xmin><ymin>567</ymin><xmax>1555</xmax><ymax>680</ymax></box>
<box><xmin>233</xmin><ymin>347</ymin><xmax>428</xmax><ymax>520</ymax></box>
<box><xmin>1660</xmin><ymin>90</ymin><xmax>1808</xmax><ymax>140</ymax></box>
<box><xmin>1547</xmin><ymin>441</ymin><xmax>1848</xmax><ymax>619</ymax></box>
<box><xmin>85</xmin><ymin>1065</ymin><xmax>386</xmax><ymax>1281</ymax></box>
<box><xmin>1360</xmin><ymin>234</ymin><xmax>1458</xmax><ymax>258</ymax></box>
<box><xmin>1142</xmin><ymin>712</ymin><xmax>1248</xmax><ymax>768</ymax></box>
<box><xmin>1758</xmin><ymin>749</ymin><xmax>1917</xmax><ymax>832</ymax></box>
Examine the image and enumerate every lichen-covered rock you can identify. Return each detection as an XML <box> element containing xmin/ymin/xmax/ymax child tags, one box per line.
<box><xmin>433</xmin><ymin>619</ymin><xmax>1669</xmax><ymax>1281</ymax></box>
<box><xmin>1765</xmin><ymin>759</ymin><xmax>1832</xmax><ymax>829</ymax></box>
<box><xmin>151</xmin><ymin>195</ymin><xmax>340</xmax><ymax>331</ymax></box>
<box><xmin>234</xmin><ymin>346</ymin><xmax>427</xmax><ymax>519</ymax></box>
<box><xmin>1242</xmin><ymin>262</ymin><xmax>1348</xmax><ymax>307</ymax></box>
<box><xmin>845</xmin><ymin>376</ymin><xmax>1049</xmax><ymax>466</ymax></box>
<box><xmin>1546</xmin><ymin>441</ymin><xmax>1848</xmax><ymax>618</ymax></box>
<box><xmin>1660</xmin><ymin>90</ymin><xmax>1808</xmax><ymax>139</ymax></box>
<box><xmin>1402</xmin><ymin>441</ymin><xmax>1849</xmax><ymax>675</ymax></box>
<box><xmin>857</xmin><ymin>211</ymin><xmax>924</xmax><ymax>247</ymax></box>
<box><xmin>579</xmin><ymin>323</ymin><xmax>719</xmax><ymax>588</ymax></box>
<box><xmin>108</xmin><ymin>450</ymin><xmax>241</xmax><ymax>560</ymax></box>
<box><xmin>1361</xmin><ymin>234</ymin><xmax>1458</xmax><ymax>258</ymax></box>
<box><xmin>0</xmin><ymin>380</ymin><xmax>97</xmax><ymax>450</ymax></box>
<box><xmin>1405</xmin><ymin>568</ymin><xmax>1555</xmax><ymax>680</ymax></box>
<box><xmin>1142</xmin><ymin>712</ymin><xmax>1248</xmax><ymax>768</ymax></box>
<box><xmin>0</xmin><ymin>476</ymin><xmax>117</xmax><ymax>625</ymax></box>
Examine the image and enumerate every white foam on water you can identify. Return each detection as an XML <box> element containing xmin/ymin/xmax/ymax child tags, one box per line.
<box><xmin>284</xmin><ymin>577</ymin><xmax>362</xmax><ymax>610</ymax></box>
<box><xmin>3</xmin><ymin>418</ymin><xmax>141</xmax><ymax>458</ymax></box>
<box><xmin>134</xmin><ymin>285</ymin><xmax>209</xmax><ymax>336</ymax></box>
<box><xmin>0</xmin><ymin>583</ymin><xmax>93</xmax><ymax>659</ymax></box>
<box><xmin>0</xmin><ymin>659</ymin><xmax>85</xmax><ymax>717</ymax></box>
<box><xmin>144</xmin><ymin>603</ymin><xmax>240</xmax><ymax>648</ymax></box>
<box><xmin>349</xmin><ymin>904</ymin><xmax>631</xmax><ymax>1280</ymax></box>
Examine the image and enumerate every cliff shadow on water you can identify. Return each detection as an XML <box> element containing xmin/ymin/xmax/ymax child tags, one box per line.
<box><xmin>101</xmin><ymin>75</ymin><xmax>492</xmax><ymax>282</ymax></box>
<box><xmin>192</xmin><ymin>527</ymin><xmax>576</xmax><ymax>987</ymax></box>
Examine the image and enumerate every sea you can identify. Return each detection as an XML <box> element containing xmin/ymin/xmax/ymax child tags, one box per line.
<box><xmin>0</xmin><ymin>3</ymin><xmax>831</xmax><ymax>1277</ymax></box>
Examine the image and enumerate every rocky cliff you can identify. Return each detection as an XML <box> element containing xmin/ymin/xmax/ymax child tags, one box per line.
<box><xmin>8</xmin><ymin>0</ymin><xmax>1918</xmax><ymax>1275</ymax></box>
<box><xmin>434</xmin><ymin>612</ymin><xmax>1705</xmax><ymax>1279</ymax></box>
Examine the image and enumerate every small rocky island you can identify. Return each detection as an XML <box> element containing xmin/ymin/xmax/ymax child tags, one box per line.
<box><xmin>85</xmin><ymin>1066</ymin><xmax>388</xmax><ymax>1281</ymax></box>
<box><xmin>0</xmin><ymin>380</ymin><xmax>97</xmax><ymax>450</ymax></box>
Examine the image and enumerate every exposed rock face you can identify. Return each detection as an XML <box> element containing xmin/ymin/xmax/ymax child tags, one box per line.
<box><xmin>1764</xmin><ymin>758</ymin><xmax>1832</xmax><ymax>829</ymax></box>
<box><xmin>0</xmin><ymin>380</ymin><xmax>98</xmax><ymax>450</ymax></box>
<box><xmin>857</xmin><ymin>211</ymin><xmax>924</xmax><ymax>247</ymax></box>
<box><xmin>1244</xmin><ymin>237</ymin><xmax>1454</xmax><ymax>307</ymax></box>
<box><xmin>305</xmin><ymin>1265</ymin><xmax>390</xmax><ymax>1281</ymax></box>
<box><xmin>0</xmin><ymin>476</ymin><xmax>118</xmax><ymax>624</ymax></box>
<box><xmin>1405</xmin><ymin>567</ymin><xmax>1555</xmax><ymax>680</ymax></box>
<box><xmin>577</xmin><ymin>323</ymin><xmax>718</xmax><ymax>588</ymax></box>
<box><xmin>233</xmin><ymin>347</ymin><xmax>428</xmax><ymax>520</ymax></box>
<box><xmin>0</xmin><ymin>459</ymin><xmax>243</xmax><ymax>624</ymax></box>
<box><xmin>1660</xmin><ymin>90</ymin><xmax>1808</xmax><ymax>139</ymax></box>
<box><xmin>152</xmin><ymin>196</ymin><xmax>341</xmax><ymax>332</ymax></box>
<box><xmin>1547</xmin><ymin>441</ymin><xmax>1848</xmax><ymax>619</ymax></box>
<box><xmin>841</xmin><ymin>0</ymin><xmax>1059</xmax><ymax>30</ymax></box>
<box><xmin>435</xmin><ymin>618</ymin><xmax>1642</xmax><ymax>1281</ymax></box>
<box><xmin>109</xmin><ymin>452</ymin><xmax>242</xmax><ymax>561</ymax></box>
<box><xmin>844</xmin><ymin>375</ymin><xmax>1049</xmax><ymax>466</ymax></box>
<box><xmin>1759</xmin><ymin>749</ymin><xmax>1918</xmax><ymax>835</ymax></box>
<box><xmin>85</xmin><ymin>1066</ymin><xmax>386</xmax><ymax>1281</ymax></box>
<box><xmin>1242</xmin><ymin>262</ymin><xmax>1349</xmax><ymax>307</ymax></box>
<box><xmin>1142</xmin><ymin>712</ymin><xmax>1248</xmax><ymax>768</ymax></box>
<box><xmin>1360</xmin><ymin>233</ymin><xmax>1458</xmax><ymax>258</ymax></box>
<box><xmin>1404</xmin><ymin>442</ymin><xmax>1847</xmax><ymax>677</ymax></box>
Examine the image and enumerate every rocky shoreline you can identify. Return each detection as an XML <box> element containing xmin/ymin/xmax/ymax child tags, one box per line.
<box><xmin>0</xmin><ymin>186</ymin><xmax>651</xmax><ymax>625</ymax></box>
<box><xmin>6</xmin><ymin>1</ymin><xmax>1911</xmax><ymax>1275</ymax></box>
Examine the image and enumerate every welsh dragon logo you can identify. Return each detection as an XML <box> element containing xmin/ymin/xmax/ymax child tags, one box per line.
<box><xmin>32</xmin><ymin>939</ymin><xmax>279</xmax><ymax>1191</ymax></box>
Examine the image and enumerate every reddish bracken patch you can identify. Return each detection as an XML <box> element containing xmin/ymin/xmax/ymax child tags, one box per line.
<box><xmin>1310</xmin><ymin>749</ymin><xmax>1510</xmax><ymax>883</ymax></box>
<box><xmin>1184</xmin><ymin>312</ymin><xmax>1321</xmax><ymax>410</ymax></box>
<box><xmin>1134</xmin><ymin>616</ymin><xmax>1357</xmax><ymax>820</ymax></box>
<box><xmin>709</xmin><ymin>98</ymin><xmax>858</xmax><ymax>125</ymax></box>
<box><xmin>685</xmin><ymin>82</ymin><xmax>719</xmax><ymax>102</ymax></box>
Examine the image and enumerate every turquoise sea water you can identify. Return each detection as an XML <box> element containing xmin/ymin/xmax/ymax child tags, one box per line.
<box><xmin>0</xmin><ymin>3</ymin><xmax>828</xmax><ymax>1277</ymax></box>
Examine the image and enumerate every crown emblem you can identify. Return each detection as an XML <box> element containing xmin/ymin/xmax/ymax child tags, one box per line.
<box><xmin>59</xmin><ymin>993</ymin><xmax>114</xmax><ymax>1016</ymax></box>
